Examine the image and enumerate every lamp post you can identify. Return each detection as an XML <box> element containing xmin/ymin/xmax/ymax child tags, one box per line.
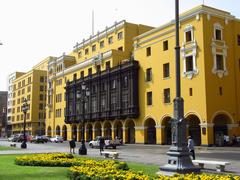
<box><xmin>21</xmin><ymin>98</ymin><xmax>28</xmax><ymax>149</ymax></box>
<box><xmin>2</xmin><ymin>107</ymin><xmax>6</xmax><ymax>137</ymax></box>
<box><xmin>160</xmin><ymin>0</ymin><xmax>200</xmax><ymax>174</ymax></box>
<box><xmin>77</xmin><ymin>82</ymin><xmax>90</xmax><ymax>155</ymax></box>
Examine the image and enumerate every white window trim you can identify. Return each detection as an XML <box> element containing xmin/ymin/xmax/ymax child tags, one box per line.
<box><xmin>211</xmin><ymin>41</ymin><xmax>228</xmax><ymax>78</ymax></box>
<box><xmin>184</xmin><ymin>24</ymin><xmax>194</xmax><ymax>44</ymax></box>
<box><xmin>213</xmin><ymin>23</ymin><xmax>223</xmax><ymax>41</ymax></box>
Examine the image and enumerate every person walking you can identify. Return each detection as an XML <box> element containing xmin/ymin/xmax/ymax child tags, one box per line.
<box><xmin>187</xmin><ymin>136</ymin><xmax>195</xmax><ymax>160</ymax></box>
<box><xmin>69</xmin><ymin>137</ymin><xmax>76</xmax><ymax>154</ymax></box>
<box><xmin>99</xmin><ymin>137</ymin><xmax>105</xmax><ymax>155</ymax></box>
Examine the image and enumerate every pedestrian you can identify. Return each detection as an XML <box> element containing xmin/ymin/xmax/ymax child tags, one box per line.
<box><xmin>99</xmin><ymin>136</ymin><xmax>105</xmax><ymax>155</ymax></box>
<box><xmin>69</xmin><ymin>137</ymin><xmax>76</xmax><ymax>154</ymax></box>
<box><xmin>187</xmin><ymin>136</ymin><xmax>195</xmax><ymax>160</ymax></box>
<box><xmin>232</xmin><ymin>134</ymin><xmax>237</xmax><ymax>146</ymax></box>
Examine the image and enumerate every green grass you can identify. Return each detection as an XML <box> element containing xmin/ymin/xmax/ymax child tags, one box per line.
<box><xmin>127</xmin><ymin>162</ymin><xmax>159</xmax><ymax>176</ymax></box>
<box><xmin>0</xmin><ymin>155</ymin><xmax>68</xmax><ymax>180</ymax></box>
<box><xmin>0</xmin><ymin>145</ymin><xmax>19</xmax><ymax>151</ymax></box>
<box><xmin>0</xmin><ymin>154</ymin><xmax>159</xmax><ymax>180</ymax></box>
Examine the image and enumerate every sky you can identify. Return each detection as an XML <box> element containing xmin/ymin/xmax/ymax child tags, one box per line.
<box><xmin>0</xmin><ymin>0</ymin><xmax>239</xmax><ymax>91</ymax></box>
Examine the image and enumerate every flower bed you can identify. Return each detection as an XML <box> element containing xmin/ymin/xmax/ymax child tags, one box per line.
<box><xmin>15</xmin><ymin>153</ymin><xmax>240</xmax><ymax>180</ymax></box>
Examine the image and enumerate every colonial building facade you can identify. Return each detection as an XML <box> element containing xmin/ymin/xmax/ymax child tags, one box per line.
<box><xmin>9</xmin><ymin>58</ymin><xmax>50</xmax><ymax>135</ymax></box>
<box><xmin>41</xmin><ymin>5</ymin><xmax>240</xmax><ymax>146</ymax></box>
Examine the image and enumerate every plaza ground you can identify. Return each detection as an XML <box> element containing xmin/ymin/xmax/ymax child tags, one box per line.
<box><xmin>0</xmin><ymin>139</ymin><xmax>240</xmax><ymax>176</ymax></box>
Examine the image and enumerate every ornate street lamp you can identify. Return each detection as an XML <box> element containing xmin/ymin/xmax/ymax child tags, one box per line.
<box><xmin>160</xmin><ymin>0</ymin><xmax>200</xmax><ymax>173</ymax></box>
<box><xmin>77</xmin><ymin>82</ymin><xmax>90</xmax><ymax>155</ymax></box>
<box><xmin>21</xmin><ymin>98</ymin><xmax>28</xmax><ymax>149</ymax></box>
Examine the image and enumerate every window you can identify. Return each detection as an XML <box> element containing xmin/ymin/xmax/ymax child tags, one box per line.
<box><xmin>108</xmin><ymin>36</ymin><xmax>113</xmax><ymax>44</ymax></box>
<box><xmin>185</xmin><ymin>30</ymin><xmax>192</xmax><ymax>42</ymax></box>
<box><xmin>39</xmin><ymin>94</ymin><xmax>44</xmax><ymax>101</ymax></box>
<box><xmin>146</xmin><ymin>68</ymin><xmax>152</xmax><ymax>82</ymax></box>
<box><xmin>238</xmin><ymin>35</ymin><xmax>240</xmax><ymax>46</ymax></box>
<box><xmin>92</xmin><ymin>44</ymin><xmax>96</xmax><ymax>52</ymax></box>
<box><xmin>39</xmin><ymin>103</ymin><xmax>44</xmax><ymax>110</ymax></box>
<box><xmin>40</xmin><ymin>85</ymin><xmax>44</xmax><ymax>91</ymax></box>
<box><xmin>111</xmin><ymin>79</ymin><xmax>116</xmax><ymax>89</ymax></box>
<box><xmin>85</xmin><ymin>48</ymin><xmax>89</xmax><ymax>55</ymax></box>
<box><xmin>164</xmin><ymin>88</ymin><xmax>170</xmax><ymax>103</ymax></box>
<box><xmin>117</xmin><ymin>31</ymin><xmax>123</xmax><ymax>40</ymax></box>
<box><xmin>18</xmin><ymin>82</ymin><xmax>21</xmax><ymax>88</ymax></box>
<box><xmin>147</xmin><ymin>92</ymin><xmax>152</xmax><ymax>106</ymax></box>
<box><xmin>123</xmin><ymin>76</ymin><xmax>128</xmax><ymax>88</ymax></box>
<box><xmin>73</xmin><ymin>73</ymin><xmax>77</xmax><ymax>80</ymax></box>
<box><xmin>118</xmin><ymin>46</ymin><xmax>123</xmax><ymax>51</ymax></box>
<box><xmin>163</xmin><ymin>63</ymin><xmax>170</xmax><ymax>78</ymax></box>
<box><xmin>27</xmin><ymin>86</ymin><xmax>31</xmax><ymax>92</ymax></box>
<box><xmin>163</xmin><ymin>40</ymin><xmax>168</xmax><ymax>51</ymax></box>
<box><xmin>88</xmin><ymin>68</ymin><xmax>92</xmax><ymax>76</ymax></box>
<box><xmin>219</xmin><ymin>86</ymin><xmax>223</xmax><ymax>95</ymax></box>
<box><xmin>106</xmin><ymin>61</ymin><xmax>110</xmax><ymax>70</ymax></box>
<box><xmin>78</xmin><ymin>51</ymin><xmax>82</xmax><ymax>58</ymax></box>
<box><xmin>215</xmin><ymin>29</ymin><xmax>222</xmax><ymax>40</ymax></box>
<box><xmin>22</xmin><ymin>80</ymin><xmax>25</xmax><ymax>86</ymax></box>
<box><xmin>216</xmin><ymin>54</ymin><xmax>224</xmax><ymax>70</ymax></box>
<box><xmin>18</xmin><ymin>90</ymin><xmax>21</xmax><ymax>96</ymax></box>
<box><xmin>40</xmin><ymin>76</ymin><xmax>44</xmax><ymax>82</ymax></box>
<box><xmin>28</xmin><ymin>77</ymin><xmax>31</xmax><ymax>84</ymax></box>
<box><xmin>146</xmin><ymin>47</ymin><xmax>151</xmax><ymax>57</ymax></box>
<box><xmin>186</xmin><ymin>56</ymin><xmax>193</xmax><ymax>72</ymax></box>
<box><xmin>80</xmin><ymin>71</ymin><xmax>84</xmax><ymax>78</ymax></box>
<box><xmin>189</xmin><ymin>88</ymin><xmax>193</xmax><ymax>96</ymax></box>
<box><xmin>100</xmin><ymin>41</ymin><xmax>104</xmax><ymax>48</ymax></box>
<box><xmin>96</xmin><ymin>65</ymin><xmax>101</xmax><ymax>73</ymax></box>
<box><xmin>239</xmin><ymin>59</ymin><xmax>240</xmax><ymax>72</ymax></box>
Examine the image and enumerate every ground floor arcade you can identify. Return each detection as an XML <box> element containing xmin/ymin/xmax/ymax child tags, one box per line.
<box><xmin>46</xmin><ymin>112</ymin><xmax>240</xmax><ymax>146</ymax></box>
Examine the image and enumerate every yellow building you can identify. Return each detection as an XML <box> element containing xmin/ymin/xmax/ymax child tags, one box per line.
<box><xmin>10</xmin><ymin>57</ymin><xmax>53</xmax><ymax>135</ymax></box>
<box><xmin>46</xmin><ymin>20</ymin><xmax>153</xmax><ymax>140</ymax></box>
<box><xmin>133</xmin><ymin>5</ymin><xmax>240</xmax><ymax>146</ymax></box>
<box><xmin>45</xmin><ymin>6</ymin><xmax>240</xmax><ymax>146</ymax></box>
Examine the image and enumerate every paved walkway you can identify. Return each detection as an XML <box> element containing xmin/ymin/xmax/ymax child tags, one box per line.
<box><xmin>1</xmin><ymin>140</ymin><xmax>240</xmax><ymax>176</ymax></box>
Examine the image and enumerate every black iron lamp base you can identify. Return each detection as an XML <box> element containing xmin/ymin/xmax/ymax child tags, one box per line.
<box><xmin>21</xmin><ymin>141</ymin><xmax>27</xmax><ymax>149</ymax></box>
<box><xmin>79</xmin><ymin>144</ymin><xmax>87</xmax><ymax>155</ymax></box>
<box><xmin>160</xmin><ymin>148</ymin><xmax>200</xmax><ymax>174</ymax></box>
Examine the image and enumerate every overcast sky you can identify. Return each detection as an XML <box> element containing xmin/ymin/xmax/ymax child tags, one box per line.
<box><xmin>0</xmin><ymin>0</ymin><xmax>239</xmax><ymax>91</ymax></box>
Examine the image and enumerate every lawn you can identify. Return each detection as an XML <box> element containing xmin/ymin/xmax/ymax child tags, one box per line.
<box><xmin>0</xmin><ymin>154</ymin><xmax>68</xmax><ymax>180</ymax></box>
<box><xmin>0</xmin><ymin>154</ymin><xmax>159</xmax><ymax>180</ymax></box>
<box><xmin>0</xmin><ymin>145</ymin><xmax>19</xmax><ymax>151</ymax></box>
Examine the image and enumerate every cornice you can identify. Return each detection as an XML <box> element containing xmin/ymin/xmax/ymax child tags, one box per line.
<box><xmin>134</xmin><ymin>5</ymin><xmax>235</xmax><ymax>42</ymax></box>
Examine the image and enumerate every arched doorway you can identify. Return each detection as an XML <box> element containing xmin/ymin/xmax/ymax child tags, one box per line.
<box><xmin>56</xmin><ymin>125</ymin><xmax>60</xmax><ymax>136</ymax></box>
<box><xmin>213</xmin><ymin>114</ymin><xmax>231</xmax><ymax>146</ymax></box>
<box><xmin>186</xmin><ymin>115</ymin><xmax>201</xmax><ymax>146</ymax></box>
<box><xmin>47</xmin><ymin>126</ymin><xmax>51</xmax><ymax>136</ymax></box>
<box><xmin>125</xmin><ymin>120</ymin><xmax>135</xmax><ymax>144</ymax></box>
<box><xmin>162</xmin><ymin>116</ymin><xmax>172</xmax><ymax>145</ymax></box>
<box><xmin>72</xmin><ymin>124</ymin><xmax>77</xmax><ymax>141</ymax></box>
<box><xmin>144</xmin><ymin>118</ymin><xmax>156</xmax><ymax>144</ymax></box>
<box><xmin>103</xmin><ymin>121</ymin><xmax>112</xmax><ymax>138</ymax></box>
<box><xmin>62</xmin><ymin>125</ymin><xmax>67</xmax><ymax>141</ymax></box>
<box><xmin>94</xmin><ymin>122</ymin><xmax>102</xmax><ymax>138</ymax></box>
<box><xmin>114</xmin><ymin>121</ymin><xmax>123</xmax><ymax>139</ymax></box>
<box><xmin>86</xmin><ymin>124</ymin><xmax>93</xmax><ymax>142</ymax></box>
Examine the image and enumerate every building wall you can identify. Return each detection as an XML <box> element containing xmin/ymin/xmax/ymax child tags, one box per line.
<box><xmin>45</xmin><ymin>21</ymin><xmax>154</xmax><ymax>140</ymax></box>
<box><xmin>11</xmin><ymin>69</ymin><xmax>47</xmax><ymax>135</ymax></box>
<box><xmin>0</xmin><ymin>91</ymin><xmax>8</xmax><ymax>137</ymax></box>
<box><xmin>38</xmin><ymin>5</ymin><xmax>240</xmax><ymax>146</ymax></box>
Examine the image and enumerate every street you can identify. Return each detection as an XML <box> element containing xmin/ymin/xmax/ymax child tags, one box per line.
<box><xmin>0</xmin><ymin>139</ymin><xmax>240</xmax><ymax>175</ymax></box>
